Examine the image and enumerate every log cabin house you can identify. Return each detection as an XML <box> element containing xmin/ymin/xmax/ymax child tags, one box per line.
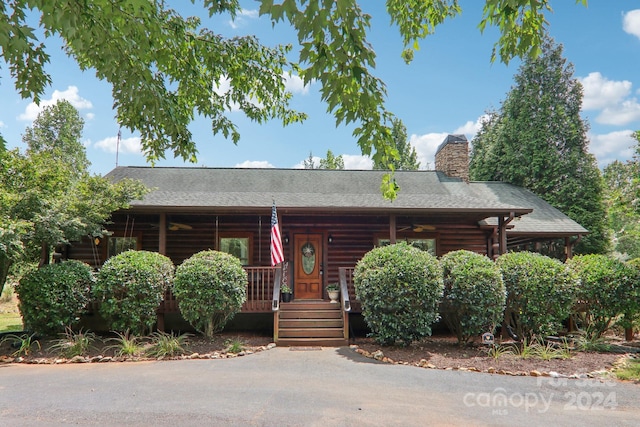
<box><xmin>67</xmin><ymin>135</ymin><xmax>587</xmax><ymax>345</ymax></box>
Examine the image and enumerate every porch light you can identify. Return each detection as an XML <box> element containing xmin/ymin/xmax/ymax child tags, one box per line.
<box><xmin>283</xmin><ymin>234</ymin><xmax>290</xmax><ymax>244</ymax></box>
<box><xmin>328</xmin><ymin>234</ymin><xmax>333</xmax><ymax>244</ymax></box>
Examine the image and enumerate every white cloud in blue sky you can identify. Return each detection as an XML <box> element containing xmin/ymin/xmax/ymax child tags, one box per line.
<box><xmin>18</xmin><ymin>86</ymin><xmax>92</xmax><ymax>122</ymax></box>
<box><xmin>228</xmin><ymin>9</ymin><xmax>259</xmax><ymax>29</ymax></box>
<box><xmin>623</xmin><ymin>9</ymin><xmax>640</xmax><ymax>39</ymax></box>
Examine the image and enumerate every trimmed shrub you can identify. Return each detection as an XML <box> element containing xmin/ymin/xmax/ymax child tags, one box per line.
<box><xmin>621</xmin><ymin>258</ymin><xmax>640</xmax><ymax>332</ymax></box>
<box><xmin>173</xmin><ymin>250</ymin><xmax>247</xmax><ymax>337</ymax></box>
<box><xmin>567</xmin><ymin>254</ymin><xmax>639</xmax><ymax>339</ymax></box>
<box><xmin>94</xmin><ymin>250</ymin><xmax>174</xmax><ymax>334</ymax></box>
<box><xmin>497</xmin><ymin>252</ymin><xmax>578</xmax><ymax>341</ymax></box>
<box><xmin>354</xmin><ymin>243</ymin><xmax>443</xmax><ymax>346</ymax></box>
<box><xmin>440</xmin><ymin>250</ymin><xmax>505</xmax><ymax>345</ymax></box>
<box><xmin>16</xmin><ymin>260</ymin><xmax>94</xmax><ymax>336</ymax></box>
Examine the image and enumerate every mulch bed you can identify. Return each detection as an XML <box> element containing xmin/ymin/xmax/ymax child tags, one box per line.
<box><xmin>0</xmin><ymin>331</ymin><xmax>634</xmax><ymax>380</ymax></box>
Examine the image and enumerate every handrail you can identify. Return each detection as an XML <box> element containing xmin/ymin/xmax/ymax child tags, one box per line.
<box><xmin>271</xmin><ymin>266</ymin><xmax>282</xmax><ymax>311</ymax></box>
<box><xmin>338</xmin><ymin>267</ymin><xmax>351</xmax><ymax>312</ymax></box>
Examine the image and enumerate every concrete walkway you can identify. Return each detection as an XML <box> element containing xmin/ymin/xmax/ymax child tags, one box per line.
<box><xmin>1</xmin><ymin>347</ymin><xmax>639</xmax><ymax>426</ymax></box>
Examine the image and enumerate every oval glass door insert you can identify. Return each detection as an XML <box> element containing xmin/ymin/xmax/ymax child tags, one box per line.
<box><xmin>301</xmin><ymin>242</ymin><xmax>316</xmax><ymax>274</ymax></box>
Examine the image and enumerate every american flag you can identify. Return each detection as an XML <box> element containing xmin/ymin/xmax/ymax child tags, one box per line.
<box><xmin>270</xmin><ymin>202</ymin><xmax>284</xmax><ymax>266</ymax></box>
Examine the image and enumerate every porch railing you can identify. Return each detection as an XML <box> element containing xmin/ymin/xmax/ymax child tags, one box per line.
<box><xmin>157</xmin><ymin>265</ymin><xmax>361</xmax><ymax>315</ymax></box>
<box><xmin>157</xmin><ymin>265</ymin><xmax>281</xmax><ymax>315</ymax></box>
<box><xmin>338</xmin><ymin>267</ymin><xmax>360</xmax><ymax>313</ymax></box>
<box><xmin>243</xmin><ymin>266</ymin><xmax>279</xmax><ymax>312</ymax></box>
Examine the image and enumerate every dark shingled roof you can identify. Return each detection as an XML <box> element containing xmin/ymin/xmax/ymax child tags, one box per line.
<box><xmin>106</xmin><ymin>167</ymin><xmax>587</xmax><ymax>236</ymax></box>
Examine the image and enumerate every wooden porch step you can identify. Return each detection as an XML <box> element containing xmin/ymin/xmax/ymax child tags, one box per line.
<box><xmin>279</xmin><ymin>310</ymin><xmax>342</xmax><ymax>319</ymax></box>
<box><xmin>275</xmin><ymin>300</ymin><xmax>347</xmax><ymax>346</ymax></box>
<box><xmin>276</xmin><ymin>337</ymin><xmax>349</xmax><ymax>347</ymax></box>
<box><xmin>279</xmin><ymin>318</ymin><xmax>343</xmax><ymax>328</ymax></box>
<box><xmin>279</xmin><ymin>327</ymin><xmax>344</xmax><ymax>338</ymax></box>
<box><xmin>280</xmin><ymin>301</ymin><xmax>340</xmax><ymax>311</ymax></box>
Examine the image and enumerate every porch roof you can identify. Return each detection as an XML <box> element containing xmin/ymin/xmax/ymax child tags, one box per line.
<box><xmin>106</xmin><ymin>166</ymin><xmax>587</xmax><ymax>236</ymax></box>
<box><xmin>107</xmin><ymin>166</ymin><xmax>530</xmax><ymax>215</ymax></box>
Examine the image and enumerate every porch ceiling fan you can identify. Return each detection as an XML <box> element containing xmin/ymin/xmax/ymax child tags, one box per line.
<box><xmin>168</xmin><ymin>222</ymin><xmax>193</xmax><ymax>231</ymax></box>
<box><xmin>398</xmin><ymin>224</ymin><xmax>436</xmax><ymax>232</ymax></box>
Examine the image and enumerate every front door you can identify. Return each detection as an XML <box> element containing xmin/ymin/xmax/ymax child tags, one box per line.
<box><xmin>294</xmin><ymin>233</ymin><xmax>323</xmax><ymax>299</ymax></box>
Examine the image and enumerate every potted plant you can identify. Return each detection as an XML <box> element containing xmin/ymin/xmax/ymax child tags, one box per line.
<box><xmin>281</xmin><ymin>284</ymin><xmax>293</xmax><ymax>303</ymax></box>
<box><xmin>326</xmin><ymin>283</ymin><xmax>340</xmax><ymax>303</ymax></box>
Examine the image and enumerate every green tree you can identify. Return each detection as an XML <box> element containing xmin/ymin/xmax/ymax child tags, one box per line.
<box><xmin>318</xmin><ymin>150</ymin><xmax>344</xmax><ymax>169</ymax></box>
<box><xmin>373</xmin><ymin>119</ymin><xmax>420</xmax><ymax>170</ymax></box>
<box><xmin>1</xmin><ymin>0</ymin><xmax>585</xmax><ymax>199</ymax></box>
<box><xmin>0</xmin><ymin>101</ymin><xmax>147</xmax><ymax>294</ymax></box>
<box><xmin>603</xmin><ymin>132</ymin><xmax>640</xmax><ymax>259</ymax></box>
<box><xmin>22</xmin><ymin>100</ymin><xmax>89</xmax><ymax>178</ymax></box>
<box><xmin>469</xmin><ymin>37</ymin><xmax>607</xmax><ymax>254</ymax></box>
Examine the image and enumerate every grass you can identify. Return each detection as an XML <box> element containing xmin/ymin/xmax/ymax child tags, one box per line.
<box><xmin>145</xmin><ymin>331</ymin><xmax>191</xmax><ymax>358</ymax></box>
<box><xmin>105</xmin><ymin>330</ymin><xmax>145</xmax><ymax>358</ymax></box>
<box><xmin>0</xmin><ymin>285</ymin><xmax>23</xmax><ymax>333</ymax></box>
<box><xmin>1</xmin><ymin>333</ymin><xmax>41</xmax><ymax>357</ymax></box>
<box><xmin>48</xmin><ymin>327</ymin><xmax>97</xmax><ymax>358</ymax></box>
<box><xmin>615</xmin><ymin>357</ymin><xmax>640</xmax><ymax>382</ymax></box>
<box><xmin>224</xmin><ymin>336</ymin><xmax>246</xmax><ymax>354</ymax></box>
<box><xmin>0</xmin><ymin>313</ymin><xmax>23</xmax><ymax>332</ymax></box>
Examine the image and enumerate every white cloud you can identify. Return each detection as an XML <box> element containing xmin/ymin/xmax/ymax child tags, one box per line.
<box><xmin>283</xmin><ymin>73</ymin><xmax>310</xmax><ymax>95</ymax></box>
<box><xmin>407</xmin><ymin>118</ymin><xmax>484</xmax><ymax>170</ymax></box>
<box><xmin>589</xmin><ymin>130</ymin><xmax>637</xmax><ymax>168</ymax></box>
<box><xmin>0</xmin><ymin>121</ymin><xmax>5</xmax><ymax>128</ymax></box>
<box><xmin>623</xmin><ymin>9</ymin><xmax>640</xmax><ymax>39</ymax></box>
<box><xmin>212</xmin><ymin>76</ymin><xmax>241</xmax><ymax>112</ymax></box>
<box><xmin>94</xmin><ymin>135</ymin><xmax>142</xmax><ymax>154</ymax></box>
<box><xmin>228</xmin><ymin>9</ymin><xmax>259</xmax><ymax>29</ymax></box>
<box><xmin>18</xmin><ymin>86</ymin><xmax>93</xmax><ymax>121</ymax></box>
<box><xmin>579</xmin><ymin>72</ymin><xmax>640</xmax><ymax>126</ymax></box>
<box><xmin>597</xmin><ymin>99</ymin><xmax>640</xmax><ymax>125</ymax></box>
<box><xmin>342</xmin><ymin>154</ymin><xmax>373</xmax><ymax>170</ymax></box>
<box><xmin>580</xmin><ymin>72</ymin><xmax>631</xmax><ymax>110</ymax></box>
<box><xmin>409</xmin><ymin>132</ymin><xmax>449</xmax><ymax>170</ymax></box>
<box><xmin>235</xmin><ymin>160</ymin><xmax>274</xmax><ymax>168</ymax></box>
<box><xmin>85</xmin><ymin>113</ymin><xmax>95</xmax><ymax>121</ymax></box>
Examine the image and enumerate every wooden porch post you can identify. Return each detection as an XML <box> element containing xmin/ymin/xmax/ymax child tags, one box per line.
<box><xmin>498</xmin><ymin>212</ymin><xmax>515</xmax><ymax>255</ymax></box>
<box><xmin>157</xmin><ymin>212</ymin><xmax>167</xmax><ymax>332</ymax></box>
<box><xmin>389</xmin><ymin>214</ymin><xmax>396</xmax><ymax>244</ymax></box>
<box><xmin>564</xmin><ymin>236</ymin><xmax>573</xmax><ymax>260</ymax></box>
<box><xmin>498</xmin><ymin>216</ymin><xmax>507</xmax><ymax>255</ymax></box>
<box><xmin>159</xmin><ymin>212</ymin><xmax>167</xmax><ymax>255</ymax></box>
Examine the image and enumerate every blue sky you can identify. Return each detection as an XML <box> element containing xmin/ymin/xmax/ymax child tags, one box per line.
<box><xmin>1</xmin><ymin>1</ymin><xmax>639</xmax><ymax>175</ymax></box>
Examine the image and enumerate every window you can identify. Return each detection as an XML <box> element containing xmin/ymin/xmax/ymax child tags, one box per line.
<box><xmin>378</xmin><ymin>237</ymin><xmax>436</xmax><ymax>255</ymax></box>
<box><xmin>107</xmin><ymin>236</ymin><xmax>138</xmax><ymax>258</ymax></box>
<box><xmin>220</xmin><ymin>236</ymin><xmax>252</xmax><ymax>265</ymax></box>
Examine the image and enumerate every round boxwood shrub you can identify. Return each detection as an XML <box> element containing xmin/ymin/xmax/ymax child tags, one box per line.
<box><xmin>567</xmin><ymin>254</ymin><xmax>639</xmax><ymax>339</ymax></box>
<box><xmin>440</xmin><ymin>250</ymin><xmax>505</xmax><ymax>345</ymax></box>
<box><xmin>354</xmin><ymin>242</ymin><xmax>443</xmax><ymax>346</ymax></box>
<box><xmin>497</xmin><ymin>251</ymin><xmax>578</xmax><ymax>341</ymax></box>
<box><xmin>94</xmin><ymin>250</ymin><xmax>174</xmax><ymax>334</ymax></box>
<box><xmin>173</xmin><ymin>250</ymin><xmax>247</xmax><ymax>337</ymax></box>
<box><xmin>16</xmin><ymin>260</ymin><xmax>94</xmax><ymax>336</ymax></box>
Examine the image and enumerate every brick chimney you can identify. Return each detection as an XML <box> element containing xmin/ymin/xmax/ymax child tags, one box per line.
<box><xmin>435</xmin><ymin>134</ymin><xmax>469</xmax><ymax>182</ymax></box>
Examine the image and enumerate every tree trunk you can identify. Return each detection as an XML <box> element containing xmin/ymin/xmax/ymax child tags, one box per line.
<box><xmin>39</xmin><ymin>242</ymin><xmax>50</xmax><ymax>267</ymax></box>
<box><xmin>625</xmin><ymin>327</ymin><xmax>634</xmax><ymax>342</ymax></box>
<box><xmin>0</xmin><ymin>254</ymin><xmax>11</xmax><ymax>296</ymax></box>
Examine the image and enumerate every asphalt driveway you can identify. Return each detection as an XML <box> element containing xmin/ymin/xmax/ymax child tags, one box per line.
<box><xmin>1</xmin><ymin>347</ymin><xmax>639</xmax><ymax>426</ymax></box>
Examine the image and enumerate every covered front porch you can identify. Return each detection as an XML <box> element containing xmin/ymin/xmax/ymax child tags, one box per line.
<box><xmin>156</xmin><ymin>265</ymin><xmax>357</xmax><ymax>346</ymax></box>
